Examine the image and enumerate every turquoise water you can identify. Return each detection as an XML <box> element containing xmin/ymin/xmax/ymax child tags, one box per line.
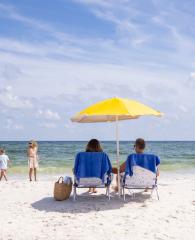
<box><xmin>0</xmin><ymin>141</ymin><xmax>195</xmax><ymax>173</ymax></box>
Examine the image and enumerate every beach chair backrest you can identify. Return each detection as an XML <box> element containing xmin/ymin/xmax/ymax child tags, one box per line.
<box><xmin>74</xmin><ymin>152</ymin><xmax>112</xmax><ymax>186</ymax></box>
<box><xmin>125</xmin><ymin>166</ymin><xmax>156</xmax><ymax>188</ymax></box>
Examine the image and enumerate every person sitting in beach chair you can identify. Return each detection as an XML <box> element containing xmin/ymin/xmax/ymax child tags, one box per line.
<box><xmin>112</xmin><ymin>139</ymin><xmax>160</xmax><ymax>196</ymax></box>
<box><xmin>73</xmin><ymin>139</ymin><xmax>112</xmax><ymax>200</ymax></box>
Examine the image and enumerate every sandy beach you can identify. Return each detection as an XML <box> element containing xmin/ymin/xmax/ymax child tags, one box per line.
<box><xmin>1</xmin><ymin>0</ymin><xmax>195</xmax><ymax>239</ymax></box>
<box><xmin>0</xmin><ymin>172</ymin><xmax>195</xmax><ymax>240</ymax></box>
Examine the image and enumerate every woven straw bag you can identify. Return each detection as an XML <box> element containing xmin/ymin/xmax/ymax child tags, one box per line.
<box><xmin>54</xmin><ymin>176</ymin><xmax>72</xmax><ymax>201</ymax></box>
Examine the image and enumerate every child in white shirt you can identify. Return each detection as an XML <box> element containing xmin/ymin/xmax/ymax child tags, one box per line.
<box><xmin>0</xmin><ymin>148</ymin><xmax>11</xmax><ymax>181</ymax></box>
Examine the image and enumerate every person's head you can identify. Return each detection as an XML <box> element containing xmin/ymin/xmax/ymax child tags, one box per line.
<box><xmin>0</xmin><ymin>148</ymin><xmax>5</xmax><ymax>155</ymax></box>
<box><xmin>134</xmin><ymin>138</ymin><xmax>145</xmax><ymax>153</ymax></box>
<box><xmin>28</xmin><ymin>140</ymin><xmax>38</xmax><ymax>149</ymax></box>
<box><xmin>86</xmin><ymin>139</ymin><xmax>103</xmax><ymax>152</ymax></box>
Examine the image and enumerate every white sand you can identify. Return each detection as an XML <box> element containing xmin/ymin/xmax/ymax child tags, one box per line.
<box><xmin>0</xmin><ymin>172</ymin><xmax>195</xmax><ymax>240</ymax></box>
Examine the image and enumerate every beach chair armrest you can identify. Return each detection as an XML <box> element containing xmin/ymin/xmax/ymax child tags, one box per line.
<box><xmin>105</xmin><ymin>173</ymin><xmax>113</xmax><ymax>186</ymax></box>
<box><xmin>73</xmin><ymin>175</ymin><xmax>79</xmax><ymax>187</ymax></box>
<box><xmin>119</xmin><ymin>172</ymin><xmax>126</xmax><ymax>186</ymax></box>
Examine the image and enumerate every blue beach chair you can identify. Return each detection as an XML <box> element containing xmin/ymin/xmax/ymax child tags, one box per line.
<box><xmin>73</xmin><ymin>152</ymin><xmax>112</xmax><ymax>201</ymax></box>
<box><xmin>121</xmin><ymin>154</ymin><xmax>160</xmax><ymax>201</ymax></box>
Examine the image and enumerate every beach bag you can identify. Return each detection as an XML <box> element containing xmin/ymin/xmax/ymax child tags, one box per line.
<box><xmin>54</xmin><ymin>176</ymin><xmax>72</xmax><ymax>201</ymax></box>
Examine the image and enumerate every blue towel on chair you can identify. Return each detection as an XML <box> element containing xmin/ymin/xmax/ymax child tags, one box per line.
<box><xmin>73</xmin><ymin>152</ymin><xmax>112</xmax><ymax>183</ymax></box>
<box><xmin>125</xmin><ymin>153</ymin><xmax>160</xmax><ymax>176</ymax></box>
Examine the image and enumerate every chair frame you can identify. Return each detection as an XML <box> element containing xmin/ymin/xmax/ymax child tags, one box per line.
<box><xmin>121</xmin><ymin>174</ymin><xmax>159</xmax><ymax>201</ymax></box>
<box><xmin>73</xmin><ymin>175</ymin><xmax>112</xmax><ymax>201</ymax></box>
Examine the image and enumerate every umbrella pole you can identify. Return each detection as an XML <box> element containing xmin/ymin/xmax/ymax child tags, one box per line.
<box><xmin>116</xmin><ymin>116</ymin><xmax>121</xmax><ymax>197</ymax></box>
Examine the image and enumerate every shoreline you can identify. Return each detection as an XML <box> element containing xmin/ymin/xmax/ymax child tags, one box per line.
<box><xmin>5</xmin><ymin>168</ymin><xmax>195</xmax><ymax>182</ymax></box>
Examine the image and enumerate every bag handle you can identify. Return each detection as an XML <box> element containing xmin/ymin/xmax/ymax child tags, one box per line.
<box><xmin>57</xmin><ymin>176</ymin><xmax>64</xmax><ymax>183</ymax></box>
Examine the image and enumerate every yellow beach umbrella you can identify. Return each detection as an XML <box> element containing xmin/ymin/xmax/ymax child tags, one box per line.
<box><xmin>71</xmin><ymin>97</ymin><xmax>162</xmax><ymax>195</ymax></box>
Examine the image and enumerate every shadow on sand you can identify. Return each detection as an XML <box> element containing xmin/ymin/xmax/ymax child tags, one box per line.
<box><xmin>31</xmin><ymin>191</ymin><xmax>151</xmax><ymax>213</ymax></box>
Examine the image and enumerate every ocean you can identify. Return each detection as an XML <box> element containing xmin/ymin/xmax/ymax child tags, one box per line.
<box><xmin>0</xmin><ymin>141</ymin><xmax>195</xmax><ymax>174</ymax></box>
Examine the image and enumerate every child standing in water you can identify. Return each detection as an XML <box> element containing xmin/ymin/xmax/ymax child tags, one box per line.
<box><xmin>0</xmin><ymin>148</ymin><xmax>11</xmax><ymax>181</ymax></box>
<box><xmin>27</xmin><ymin>140</ymin><xmax>39</xmax><ymax>181</ymax></box>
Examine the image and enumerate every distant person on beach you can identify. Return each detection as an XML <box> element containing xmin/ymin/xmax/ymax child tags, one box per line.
<box><xmin>27</xmin><ymin>140</ymin><xmax>39</xmax><ymax>181</ymax></box>
<box><xmin>112</xmin><ymin>138</ymin><xmax>160</xmax><ymax>191</ymax></box>
<box><xmin>0</xmin><ymin>148</ymin><xmax>11</xmax><ymax>181</ymax></box>
<box><xmin>85</xmin><ymin>139</ymin><xmax>104</xmax><ymax>193</ymax></box>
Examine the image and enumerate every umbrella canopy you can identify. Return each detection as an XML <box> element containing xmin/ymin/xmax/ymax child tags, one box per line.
<box><xmin>71</xmin><ymin>97</ymin><xmax>162</xmax><ymax>123</ymax></box>
<box><xmin>71</xmin><ymin>97</ymin><xmax>162</xmax><ymax>196</ymax></box>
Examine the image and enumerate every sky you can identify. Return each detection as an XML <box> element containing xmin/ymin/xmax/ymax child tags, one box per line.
<box><xmin>0</xmin><ymin>0</ymin><xmax>195</xmax><ymax>141</ymax></box>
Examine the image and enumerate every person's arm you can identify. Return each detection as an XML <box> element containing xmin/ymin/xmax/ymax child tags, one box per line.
<box><xmin>7</xmin><ymin>156</ymin><xmax>11</xmax><ymax>167</ymax></box>
<box><xmin>35</xmin><ymin>148</ymin><xmax>39</xmax><ymax>161</ymax></box>
<box><xmin>120</xmin><ymin>161</ymin><xmax>126</xmax><ymax>173</ymax></box>
<box><xmin>27</xmin><ymin>148</ymin><xmax>30</xmax><ymax>157</ymax></box>
<box><xmin>8</xmin><ymin>159</ymin><xmax>11</xmax><ymax>167</ymax></box>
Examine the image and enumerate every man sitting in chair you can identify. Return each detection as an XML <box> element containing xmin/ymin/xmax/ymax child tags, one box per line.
<box><xmin>112</xmin><ymin>138</ymin><xmax>160</xmax><ymax>192</ymax></box>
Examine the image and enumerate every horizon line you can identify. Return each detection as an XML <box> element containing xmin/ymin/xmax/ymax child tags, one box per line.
<box><xmin>0</xmin><ymin>140</ymin><xmax>195</xmax><ymax>142</ymax></box>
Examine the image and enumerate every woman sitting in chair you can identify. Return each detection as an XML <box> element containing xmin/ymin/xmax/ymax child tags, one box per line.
<box><xmin>85</xmin><ymin>139</ymin><xmax>103</xmax><ymax>194</ymax></box>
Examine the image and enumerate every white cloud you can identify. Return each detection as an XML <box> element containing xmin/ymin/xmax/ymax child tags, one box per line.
<box><xmin>0</xmin><ymin>3</ymin><xmax>60</xmax><ymax>37</ymax></box>
<box><xmin>0</xmin><ymin>85</ymin><xmax>33</xmax><ymax>109</ymax></box>
<box><xmin>0</xmin><ymin>62</ymin><xmax>23</xmax><ymax>82</ymax></box>
<box><xmin>75</xmin><ymin>0</ymin><xmax>151</xmax><ymax>46</ymax></box>
<box><xmin>0</xmin><ymin>1</ymin><xmax>195</xmax><ymax>140</ymax></box>
<box><xmin>179</xmin><ymin>105</ymin><xmax>188</xmax><ymax>113</ymax></box>
<box><xmin>0</xmin><ymin>37</ymin><xmax>89</xmax><ymax>61</ymax></box>
<box><xmin>74</xmin><ymin>0</ymin><xmax>112</xmax><ymax>7</ymax></box>
<box><xmin>0</xmin><ymin>1</ymin><xmax>194</xmax><ymax>70</ymax></box>
<box><xmin>190</xmin><ymin>72</ymin><xmax>195</xmax><ymax>78</ymax></box>
<box><xmin>74</xmin><ymin>0</ymin><xmax>195</xmax><ymax>67</ymax></box>
<box><xmin>40</xmin><ymin>122</ymin><xmax>57</xmax><ymax>129</ymax></box>
<box><xmin>37</xmin><ymin>109</ymin><xmax>61</xmax><ymax>121</ymax></box>
<box><xmin>4</xmin><ymin>119</ymin><xmax>24</xmax><ymax>130</ymax></box>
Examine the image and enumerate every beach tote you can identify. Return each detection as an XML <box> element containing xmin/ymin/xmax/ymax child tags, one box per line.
<box><xmin>54</xmin><ymin>176</ymin><xmax>72</xmax><ymax>201</ymax></box>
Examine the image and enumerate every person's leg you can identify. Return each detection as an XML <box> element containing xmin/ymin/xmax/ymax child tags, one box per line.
<box><xmin>29</xmin><ymin>168</ymin><xmax>33</xmax><ymax>181</ymax></box>
<box><xmin>92</xmin><ymin>188</ymin><xmax>97</xmax><ymax>193</ymax></box>
<box><xmin>112</xmin><ymin>162</ymin><xmax>126</xmax><ymax>192</ymax></box>
<box><xmin>112</xmin><ymin>162</ymin><xmax>126</xmax><ymax>174</ymax></box>
<box><xmin>0</xmin><ymin>170</ymin><xmax>3</xmax><ymax>181</ymax></box>
<box><xmin>120</xmin><ymin>162</ymin><xmax>126</xmax><ymax>173</ymax></box>
<box><xmin>3</xmin><ymin>170</ymin><xmax>8</xmax><ymax>181</ymax></box>
<box><xmin>34</xmin><ymin>168</ymin><xmax>37</xmax><ymax>181</ymax></box>
<box><xmin>112</xmin><ymin>167</ymin><xmax>118</xmax><ymax>174</ymax></box>
<box><xmin>113</xmin><ymin>174</ymin><xmax>119</xmax><ymax>192</ymax></box>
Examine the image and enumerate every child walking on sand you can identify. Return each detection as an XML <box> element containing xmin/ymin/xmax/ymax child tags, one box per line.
<box><xmin>0</xmin><ymin>148</ymin><xmax>11</xmax><ymax>181</ymax></box>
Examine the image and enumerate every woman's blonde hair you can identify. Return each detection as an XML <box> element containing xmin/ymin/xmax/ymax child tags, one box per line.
<box><xmin>29</xmin><ymin>140</ymin><xmax>38</xmax><ymax>150</ymax></box>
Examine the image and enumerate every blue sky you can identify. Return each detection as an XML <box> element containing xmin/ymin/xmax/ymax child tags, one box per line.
<box><xmin>0</xmin><ymin>0</ymin><xmax>195</xmax><ymax>140</ymax></box>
